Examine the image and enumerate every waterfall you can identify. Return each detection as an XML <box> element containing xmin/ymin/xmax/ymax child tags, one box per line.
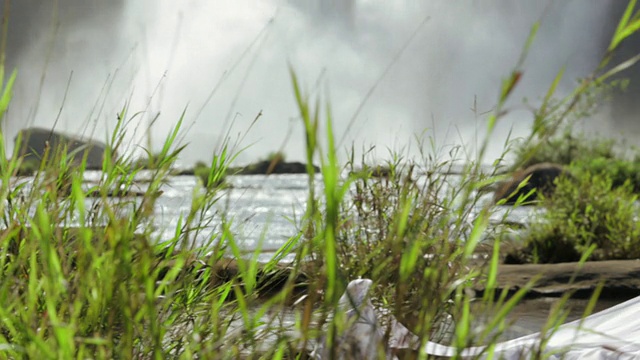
<box><xmin>2</xmin><ymin>0</ymin><xmax>637</xmax><ymax>166</ymax></box>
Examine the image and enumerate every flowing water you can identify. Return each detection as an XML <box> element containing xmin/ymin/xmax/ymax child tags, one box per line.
<box><xmin>152</xmin><ymin>173</ymin><xmax>319</xmax><ymax>262</ymax></box>
<box><xmin>150</xmin><ymin>172</ymin><xmax>530</xmax><ymax>262</ymax></box>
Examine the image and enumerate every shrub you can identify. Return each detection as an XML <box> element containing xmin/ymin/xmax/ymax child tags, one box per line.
<box><xmin>14</xmin><ymin>158</ymin><xmax>39</xmax><ymax>176</ymax></box>
<box><xmin>132</xmin><ymin>152</ymin><xmax>163</xmax><ymax>169</ymax></box>
<box><xmin>511</xmin><ymin>131</ymin><xmax>618</xmax><ymax>170</ymax></box>
<box><xmin>508</xmin><ymin>171</ymin><xmax>640</xmax><ymax>263</ymax></box>
<box><xmin>290</xmin><ymin>89</ymin><xmax>485</xmax><ymax>344</ymax></box>
<box><xmin>574</xmin><ymin>156</ymin><xmax>640</xmax><ymax>193</ymax></box>
<box><xmin>337</xmin><ymin>159</ymin><xmax>458</xmax><ymax>332</ymax></box>
<box><xmin>511</xmin><ymin>130</ymin><xmax>640</xmax><ymax>193</ymax></box>
<box><xmin>265</xmin><ymin>151</ymin><xmax>285</xmax><ymax>164</ymax></box>
<box><xmin>193</xmin><ymin>161</ymin><xmax>228</xmax><ymax>189</ymax></box>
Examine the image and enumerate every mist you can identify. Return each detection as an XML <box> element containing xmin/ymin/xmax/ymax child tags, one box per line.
<box><xmin>3</xmin><ymin>0</ymin><xmax>639</xmax><ymax>167</ymax></box>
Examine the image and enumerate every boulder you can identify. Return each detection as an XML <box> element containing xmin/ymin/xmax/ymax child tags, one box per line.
<box><xmin>15</xmin><ymin>127</ymin><xmax>113</xmax><ymax>170</ymax></box>
<box><xmin>493</xmin><ymin>162</ymin><xmax>569</xmax><ymax>205</ymax></box>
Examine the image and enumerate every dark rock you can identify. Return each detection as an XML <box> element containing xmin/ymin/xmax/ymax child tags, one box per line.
<box><xmin>369</xmin><ymin>166</ymin><xmax>391</xmax><ymax>178</ymax></box>
<box><xmin>175</xmin><ymin>168</ymin><xmax>196</xmax><ymax>176</ymax></box>
<box><xmin>84</xmin><ymin>189</ymin><xmax>163</xmax><ymax>198</ymax></box>
<box><xmin>493</xmin><ymin>162</ymin><xmax>570</xmax><ymax>205</ymax></box>
<box><xmin>15</xmin><ymin>127</ymin><xmax>114</xmax><ymax>170</ymax></box>
<box><xmin>174</xmin><ymin>162</ymin><xmax>207</xmax><ymax>176</ymax></box>
<box><xmin>233</xmin><ymin>160</ymin><xmax>319</xmax><ymax>175</ymax></box>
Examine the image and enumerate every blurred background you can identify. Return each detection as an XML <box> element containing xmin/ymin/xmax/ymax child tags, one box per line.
<box><xmin>2</xmin><ymin>0</ymin><xmax>639</xmax><ymax>166</ymax></box>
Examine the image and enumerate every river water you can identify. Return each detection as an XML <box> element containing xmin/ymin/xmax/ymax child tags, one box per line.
<box><xmin>153</xmin><ymin>173</ymin><xmax>320</xmax><ymax>262</ymax></box>
<box><xmin>153</xmin><ymin>172</ymin><xmax>532</xmax><ymax>257</ymax></box>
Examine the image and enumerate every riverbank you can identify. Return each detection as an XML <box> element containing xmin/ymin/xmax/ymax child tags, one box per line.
<box><xmin>210</xmin><ymin>256</ymin><xmax>640</xmax><ymax>302</ymax></box>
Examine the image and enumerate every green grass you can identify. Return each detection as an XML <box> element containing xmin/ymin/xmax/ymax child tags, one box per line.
<box><xmin>0</xmin><ymin>1</ymin><xmax>639</xmax><ymax>358</ymax></box>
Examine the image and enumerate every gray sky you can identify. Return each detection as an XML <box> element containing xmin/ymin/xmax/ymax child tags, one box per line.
<box><xmin>3</xmin><ymin>0</ymin><xmax>636</xmax><ymax>167</ymax></box>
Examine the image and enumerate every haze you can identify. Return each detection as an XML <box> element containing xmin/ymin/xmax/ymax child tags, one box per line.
<box><xmin>3</xmin><ymin>1</ymin><xmax>638</xmax><ymax>167</ymax></box>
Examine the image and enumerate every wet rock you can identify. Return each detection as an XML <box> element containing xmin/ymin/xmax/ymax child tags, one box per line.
<box><xmin>493</xmin><ymin>163</ymin><xmax>570</xmax><ymax>205</ymax></box>
<box><xmin>15</xmin><ymin>127</ymin><xmax>114</xmax><ymax>170</ymax></box>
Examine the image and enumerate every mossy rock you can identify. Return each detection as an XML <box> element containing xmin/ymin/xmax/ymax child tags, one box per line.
<box><xmin>494</xmin><ymin>163</ymin><xmax>571</xmax><ymax>205</ymax></box>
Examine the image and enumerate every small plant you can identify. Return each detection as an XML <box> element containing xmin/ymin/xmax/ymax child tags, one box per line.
<box><xmin>14</xmin><ymin>158</ymin><xmax>39</xmax><ymax>176</ymax></box>
<box><xmin>132</xmin><ymin>151</ymin><xmax>164</xmax><ymax>170</ymax></box>
<box><xmin>511</xmin><ymin>130</ymin><xmax>640</xmax><ymax>193</ymax></box>
<box><xmin>512</xmin><ymin>130</ymin><xmax>618</xmax><ymax>170</ymax></box>
<box><xmin>508</xmin><ymin>171</ymin><xmax>640</xmax><ymax>263</ymax></box>
<box><xmin>191</xmin><ymin>160</ymin><xmax>226</xmax><ymax>188</ymax></box>
<box><xmin>266</xmin><ymin>151</ymin><xmax>285</xmax><ymax>164</ymax></box>
<box><xmin>337</xmin><ymin>155</ymin><xmax>474</xmax><ymax>336</ymax></box>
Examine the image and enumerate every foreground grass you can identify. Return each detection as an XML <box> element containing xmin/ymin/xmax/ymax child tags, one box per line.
<box><xmin>0</xmin><ymin>75</ymin><xmax>517</xmax><ymax>358</ymax></box>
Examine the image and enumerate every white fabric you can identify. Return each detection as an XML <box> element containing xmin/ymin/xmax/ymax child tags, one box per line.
<box><xmin>312</xmin><ymin>279</ymin><xmax>391</xmax><ymax>359</ymax></box>
<box><xmin>318</xmin><ymin>279</ymin><xmax>640</xmax><ymax>359</ymax></box>
<box><xmin>424</xmin><ymin>291</ymin><xmax>640</xmax><ymax>358</ymax></box>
